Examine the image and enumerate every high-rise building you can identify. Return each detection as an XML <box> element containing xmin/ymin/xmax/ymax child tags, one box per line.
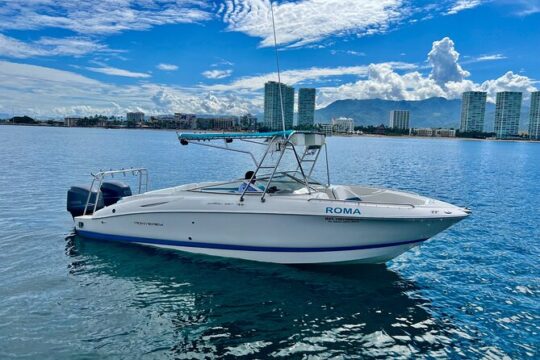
<box><xmin>389</xmin><ymin>110</ymin><xmax>410</xmax><ymax>129</ymax></box>
<box><xmin>460</xmin><ymin>91</ymin><xmax>487</xmax><ymax>132</ymax></box>
<box><xmin>264</xmin><ymin>81</ymin><xmax>294</xmax><ymax>130</ymax></box>
<box><xmin>298</xmin><ymin>88</ymin><xmax>316</xmax><ymax>127</ymax></box>
<box><xmin>127</xmin><ymin>111</ymin><xmax>145</xmax><ymax>123</ymax></box>
<box><xmin>494</xmin><ymin>92</ymin><xmax>522</xmax><ymax>139</ymax></box>
<box><xmin>529</xmin><ymin>91</ymin><xmax>540</xmax><ymax>140</ymax></box>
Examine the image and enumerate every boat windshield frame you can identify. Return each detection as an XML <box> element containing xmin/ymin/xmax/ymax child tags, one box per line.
<box><xmin>177</xmin><ymin>131</ymin><xmax>330</xmax><ymax>202</ymax></box>
<box><xmin>189</xmin><ymin>171</ymin><xmax>326</xmax><ymax>196</ymax></box>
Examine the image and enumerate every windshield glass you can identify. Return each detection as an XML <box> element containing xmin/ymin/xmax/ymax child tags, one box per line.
<box><xmin>194</xmin><ymin>172</ymin><xmax>324</xmax><ymax>195</ymax></box>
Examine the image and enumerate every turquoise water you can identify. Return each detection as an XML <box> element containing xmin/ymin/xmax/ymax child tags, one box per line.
<box><xmin>0</xmin><ymin>126</ymin><xmax>538</xmax><ymax>359</ymax></box>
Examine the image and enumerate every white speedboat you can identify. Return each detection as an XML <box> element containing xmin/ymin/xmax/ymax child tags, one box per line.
<box><xmin>67</xmin><ymin>131</ymin><xmax>470</xmax><ymax>264</ymax></box>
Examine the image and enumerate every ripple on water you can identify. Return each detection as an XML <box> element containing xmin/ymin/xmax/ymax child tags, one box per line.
<box><xmin>0</xmin><ymin>127</ymin><xmax>539</xmax><ymax>359</ymax></box>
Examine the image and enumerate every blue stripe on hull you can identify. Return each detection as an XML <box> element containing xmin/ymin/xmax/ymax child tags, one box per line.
<box><xmin>76</xmin><ymin>230</ymin><xmax>428</xmax><ymax>253</ymax></box>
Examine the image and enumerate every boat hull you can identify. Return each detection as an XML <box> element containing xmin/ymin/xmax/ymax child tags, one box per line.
<box><xmin>74</xmin><ymin>211</ymin><xmax>463</xmax><ymax>264</ymax></box>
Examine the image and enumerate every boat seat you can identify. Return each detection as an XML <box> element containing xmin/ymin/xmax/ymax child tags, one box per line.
<box><xmin>331</xmin><ymin>186</ymin><xmax>362</xmax><ymax>201</ymax></box>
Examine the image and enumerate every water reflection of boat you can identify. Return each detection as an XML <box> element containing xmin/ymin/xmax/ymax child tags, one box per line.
<box><xmin>65</xmin><ymin>235</ymin><xmax>464</xmax><ymax>358</ymax></box>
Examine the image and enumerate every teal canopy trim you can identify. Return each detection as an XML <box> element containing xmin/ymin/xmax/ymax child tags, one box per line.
<box><xmin>178</xmin><ymin>130</ymin><xmax>294</xmax><ymax>141</ymax></box>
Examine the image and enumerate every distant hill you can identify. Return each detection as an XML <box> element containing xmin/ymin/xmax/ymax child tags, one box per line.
<box><xmin>315</xmin><ymin>97</ymin><xmax>531</xmax><ymax>130</ymax></box>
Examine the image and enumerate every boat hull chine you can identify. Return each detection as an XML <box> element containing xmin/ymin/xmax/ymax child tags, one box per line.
<box><xmin>76</xmin><ymin>228</ymin><xmax>426</xmax><ymax>264</ymax></box>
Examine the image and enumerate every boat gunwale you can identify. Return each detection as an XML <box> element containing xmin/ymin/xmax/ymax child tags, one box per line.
<box><xmin>79</xmin><ymin>209</ymin><xmax>467</xmax><ymax>221</ymax></box>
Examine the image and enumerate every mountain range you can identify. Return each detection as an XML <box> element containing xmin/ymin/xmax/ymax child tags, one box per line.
<box><xmin>315</xmin><ymin>97</ymin><xmax>531</xmax><ymax>131</ymax></box>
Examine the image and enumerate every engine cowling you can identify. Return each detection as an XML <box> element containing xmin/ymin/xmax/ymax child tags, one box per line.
<box><xmin>100</xmin><ymin>181</ymin><xmax>132</xmax><ymax>206</ymax></box>
<box><xmin>67</xmin><ymin>185</ymin><xmax>104</xmax><ymax>218</ymax></box>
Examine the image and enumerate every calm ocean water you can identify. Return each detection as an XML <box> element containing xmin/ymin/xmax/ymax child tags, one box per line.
<box><xmin>0</xmin><ymin>126</ymin><xmax>538</xmax><ymax>359</ymax></box>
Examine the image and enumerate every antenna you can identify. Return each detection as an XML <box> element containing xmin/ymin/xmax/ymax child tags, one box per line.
<box><xmin>270</xmin><ymin>2</ymin><xmax>286</xmax><ymax>134</ymax></box>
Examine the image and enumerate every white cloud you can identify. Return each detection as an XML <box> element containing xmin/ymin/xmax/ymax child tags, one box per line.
<box><xmin>428</xmin><ymin>37</ymin><xmax>470</xmax><ymax>85</ymax></box>
<box><xmin>498</xmin><ymin>0</ymin><xmax>540</xmax><ymax>16</ymax></box>
<box><xmin>0</xmin><ymin>60</ymin><xmax>100</xmax><ymax>86</ymax></box>
<box><xmin>0</xmin><ymin>60</ymin><xmax>260</xmax><ymax>117</ymax></box>
<box><xmin>479</xmin><ymin>71</ymin><xmax>537</xmax><ymax>102</ymax></box>
<box><xmin>157</xmin><ymin>63</ymin><xmax>178</xmax><ymax>71</ymax></box>
<box><xmin>220</xmin><ymin>0</ymin><xmax>406</xmax><ymax>48</ymax></box>
<box><xmin>0</xmin><ymin>37</ymin><xmax>537</xmax><ymax>118</ymax></box>
<box><xmin>0</xmin><ymin>0</ymin><xmax>211</xmax><ymax>35</ymax></box>
<box><xmin>316</xmin><ymin>64</ymin><xmax>449</xmax><ymax>107</ymax></box>
<box><xmin>150</xmin><ymin>87</ymin><xmax>258</xmax><ymax>115</ymax></box>
<box><xmin>0</xmin><ymin>34</ymin><xmax>114</xmax><ymax>58</ymax></box>
<box><xmin>447</xmin><ymin>0</ymin><xmax>484</xmax><ymax>14</ymax></box>
<box><xmin>202</xmin><ymin>69</ymin><xmax>233</xmax><ymax>79</ymax></box>
<box><xmin>316</xmin><ymin>64</ymin><xmax>537</xmax><ymax>108</ymax></box>
<box><xmin>203</xmin><ymin>62</ymin><xmax>417</xmax><ymax>91</ymax></box>
<box><xmin>474</xmin><ymin>54</ymin><xmax>507</xmax><ymax>62</ymax></box>
<box><xmin>86</xmin><ymin>66</ymin><xmax>151</xmax><ymax>78</ymax></box>
<box><xmin>0</xmin><ymin>34</ymin><xmax>45</xmax><ymax>58</ymax></box>
<box><xmin>330</xmin><ymin>50</ymin><xmax>366</xmax><ymax>56</ymax></box>
<box><xmin>211</xmin><ymin>59</ymin><xmax>234</xmax><ymax>67</ymax></box>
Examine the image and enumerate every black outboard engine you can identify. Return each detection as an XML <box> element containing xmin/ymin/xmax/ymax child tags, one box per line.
<box><xmin>100</xmin><ymin>181</ymin><xmax>132</xmax><ymax>206</ymax></box>
<box><xmin>67</xmin><ymin>185</ymin><xmax>105</xmax><ymax>218</ymax></box>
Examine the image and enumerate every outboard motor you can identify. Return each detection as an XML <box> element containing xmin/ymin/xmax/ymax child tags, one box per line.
<box><xmin>67</xmin><ymin>185</ymin><xmax>104</xmax><ymax>218</ymax></box>
<box><xmin>100</xmin><ymin>181</ymin><xmax>132</xmax><ymax>206</ymax></box>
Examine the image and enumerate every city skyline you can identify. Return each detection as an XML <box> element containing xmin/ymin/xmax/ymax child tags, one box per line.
<box><xmin>0</xmin><ymin>1</ymin><xmax>538</xmax><ymax>118</ymax></box>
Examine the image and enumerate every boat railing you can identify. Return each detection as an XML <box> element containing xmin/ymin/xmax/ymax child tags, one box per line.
<box><xmin>308</xmin><ymin>198</ymin><xmax>416</xmax><ymax>209</ymax></box>
<box><xmin>83</xmin><ymin>167</ymin><xmax>149</xmax><ymax>216</ymax></box>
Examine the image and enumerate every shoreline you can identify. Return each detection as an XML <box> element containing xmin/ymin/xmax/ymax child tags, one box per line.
<box><xmin>1</xmin><ymin>122</ymin><xmax>538</xmax><ymax>143</ymax></box>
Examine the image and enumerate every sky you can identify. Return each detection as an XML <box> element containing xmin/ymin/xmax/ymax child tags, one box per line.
<box><xmin>0</xmin><ymin>0</ymin><xmax>539</xmax><ymax>118</ymax></box>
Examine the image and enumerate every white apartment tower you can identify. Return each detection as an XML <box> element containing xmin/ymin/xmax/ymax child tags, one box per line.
<box><xmin>529</xmin><ymin>91</ymin><xmax>540</xmax><ymax>140</ymax></box>
<box><xmin>494</xmin><ymin>92</ymin><xmax>522</xmax><ymax>139</ymax></box>
<box><xmin>389</xmin><ymin>110</ymin><xmax>410</xmax><ymax>129</ymax></box>
<box><xmin>460</xmin><ymin>91</ymin><xmax>487</xmax><ymax>132</ymax></box>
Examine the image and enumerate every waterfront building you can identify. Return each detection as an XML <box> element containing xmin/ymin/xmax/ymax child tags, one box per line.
<box><xmin>332</xmin><ymin>117</ymin><xmax>354</xmax><ymax>134</ymax></box>
<box><xmin>319</xmin><ymin>123</ymin><xmax>333</xmax><ymax>136</ymax></box>
<box><xmin>194</xmin><ymin>117</ymin><xmax>238</xmax><ymax>130</ymax></box>
<box><xmin>212</xmin><ymin>117</ymin><xmax>237</xmax><ymax>130</ymax></box>
<box><xmin>460</xmin><ymin>91</ymin><xmax>487</xmax><ymax>132</ymax></box>
<box><xmin>415</xmin><ymin>128</ymin><xmax>434</xmax><ymax>137</ymax></box>
<box><xmin>298</xmin><ymin>88</ymin><xmax>316</xmax><ymax>127</ymax></box>
<box><xmin>264</xmin><ymin>81</ymin><xmax>294</xmax><ymax>130</ymax></box>
<box><xmin>414</xmin><ymin>128</ymin><xmax>456</xmax><ymax>137</ymax></box>
<box><xmin>127</xmin><ymin>111</ymin><xmax>145</xmax><ymax>123</ymax></box>
<box><xmin>529</xmin><ymin>91</ymin><xmax>540</xmax><ymax>140</ymax></box>
<box><xmin>240</xmin><ymin>114</ymin><xmax>257</xmax><ymax>130</ymax></box>
<box><xmin>149</xmin><ymin>114</ymin><xmax>174</xmax><ymax>128</ymax></box>
<box><xmin>64</xmin><ymin>117</ymin><xmax>81</xmax><ymax>127</ymax></box>
<box><xmin>494</xmin><ymin>92</ymin><xmax>522</xmax><ymax>139</ymax></box>
<box><xmin>152</xmin><ymin>114</ymin><xmax>175</xmax><ymax>122</ymax></box>
<box><xmin>434</xmin><ymin>128</ymin><xmax>456</xmax><ymax>137</ymax></box>
<box><xmin>389</xmin><ymin>110</ymin><xmax>410</xmax><ymax>129</ymax></box>
<box><xmin>174</xmin><ymin>113</ymin><xmax>197</xmax><ymax>129</ymax></box>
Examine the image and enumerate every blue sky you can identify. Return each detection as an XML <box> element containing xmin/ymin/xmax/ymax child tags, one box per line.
<box><xmin>0</xmin><ymin>0</ymin><xmax>538</xmax><ymax>117</ymax></box>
